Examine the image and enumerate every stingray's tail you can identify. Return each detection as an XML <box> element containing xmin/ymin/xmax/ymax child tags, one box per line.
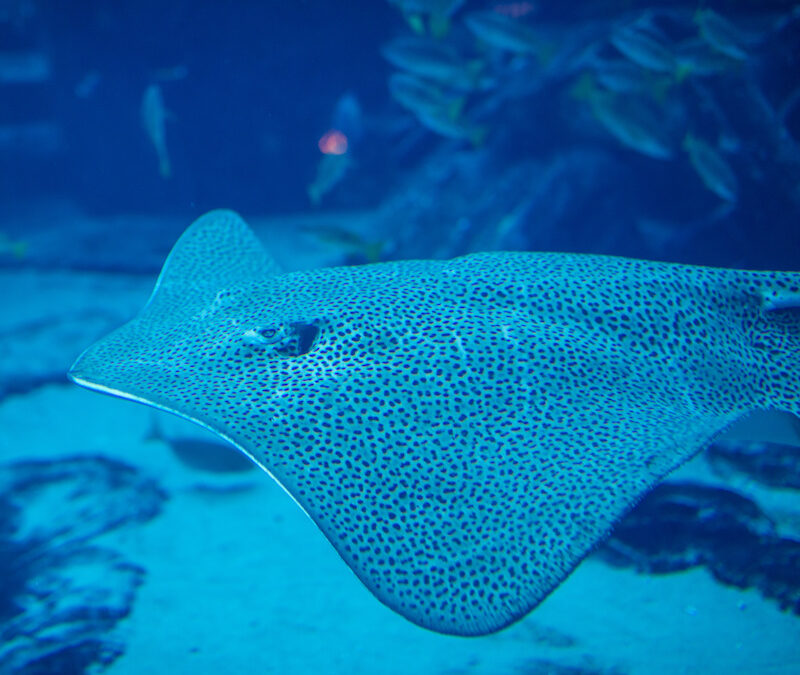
<box><xmin>755</xmin><ymin>271</ymin><xmax>800</xmax><ymax>416</ymax></box>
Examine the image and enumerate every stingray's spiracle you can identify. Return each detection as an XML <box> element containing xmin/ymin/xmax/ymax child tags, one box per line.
<box><xmin>242</xmin><ymin>321</ymin><xmax>321</xmax><ymax>357</ymax></box>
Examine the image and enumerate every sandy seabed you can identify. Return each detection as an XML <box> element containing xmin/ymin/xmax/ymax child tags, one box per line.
<box><xmin>1</xmin><ymin>213</ymin><xmax>798</xmax><ymax>674</ymax></box>
<box><xmin>1</xmin><ymin>384</ymin><xmax>798</xmax><ymax>675</ymax></box>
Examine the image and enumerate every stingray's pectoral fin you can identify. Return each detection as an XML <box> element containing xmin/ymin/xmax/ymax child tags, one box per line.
<box><xmin>68</xmin><ymin>210</ymin><xmax>279</xmax><ymax>415</ymax></box>
<box><xmin>141</xmin><ymin>209</ymin><xmax>281</xmax><ymax>322</ymax></box>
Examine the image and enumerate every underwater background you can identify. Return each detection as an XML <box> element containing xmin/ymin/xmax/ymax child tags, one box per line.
<box><xmin>1</xmin><ymin>0</ymin><xmax>799</xmax><ymax>673</ymax></box>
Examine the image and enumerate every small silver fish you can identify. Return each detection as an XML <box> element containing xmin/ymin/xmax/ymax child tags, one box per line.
<box><xmin>575</xmin><ymin>75</ymin><xmax>673</xmax><ymax>159</ymax></box>
<box><xmin>464</xmin><ymin>11</ymin><xmax>545</xmax><ymax>58</ymax></box>
<box><xmin>587</xmin><ymin>55</ymin><xmax>673</xmax><ymax>100</ymax></box>
<box><xmin>675</xmin><ymin>38</ymin><xmax>740</xmax><ymax>78</ymax></box>
<box><xmin>141</xmin><ymin>84</ymin><xmax>171</xmax><ymax>179</ymax></box>
<box><xmin>683</xmin><ymin>133</ymin><xmax>738</xmax><ymax>202</ymax></box>
<box><xmin>695</xmin><ymin>9</ymin><xmax>750</xmax><ymax>61</ymax></box>
<box><xmin>382</xmin><ymin>36</ymin><xmax>488</xmax><ymax>91</ymax></box>
<box><xmin>307</xmin><ymin>153</ymin><xmax>352</xmax><ymax>206</ymax></box>
<box><xmin>594</xmin><ymin>95</ymin><xmax>673</xmax><ymax>159</ymax></box>
<box><xmin>590</xmin><ymin>57</ymin><xmax>652</xmax><ymax>93</ymax></box>
<box><xmin>388</xmin><ymin>0</ymin><xmax>464</xmax><ymax>37</ymax></box>
<box><xmin>389</xmin><ymin>72</ymin><xmax>464</xmax><ymax>118</ymax></box>
<box><xmin>415</xmin><ymin>105</ymin><xmax>486</xmax><ymax>145</ymax></box>
<box><xmin>610</xmin><ymin>23</ymin><xmax>679</xmax><ymax>75</ymax></box>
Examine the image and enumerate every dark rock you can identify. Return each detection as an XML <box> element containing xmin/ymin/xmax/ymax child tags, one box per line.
<box><xmin>0</xmin><ymin>456</ymin><xmax>167</xmax><ymax>674</ymax></box>
<box><xmin>707</xmin><ymin>439</ymin><xmax>800</xmax><ymax>490</ymax></box>
<box><xmin>599</xmin><ymin>481</ymin><xmax>774</xmax><ymax>573</ymax></box>
<box><xmin>711</xmin><ymin>537</ymin><xmax>800</xmax><ymax>615</ymax></box>
<box><xmin>598</xmin><ymin>481</ymin><xmax>800</xmax><ymax>616</ymax></box>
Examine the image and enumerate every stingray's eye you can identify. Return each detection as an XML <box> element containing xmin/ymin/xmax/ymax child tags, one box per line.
<box><xmin>257</xmin><ymin>326</ymin><xmax>280</xmax><ymax>341</ymax></box>
<box><xmin>242</xmin><ymin>325</ymin><xmax>285</xmax><ymax>347</ymax></box>
<box><xmin>241</xmin><ymin>321</ymin><xmax>322</xmax><ymax>357</ymax></box>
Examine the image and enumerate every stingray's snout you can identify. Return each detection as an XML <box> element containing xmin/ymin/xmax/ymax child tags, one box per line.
<box><xmin>66</xmin><ymin>363</ymin><xmax>81</xmax><ymax>382</ymax></box>
<box><xmin>66</xmin><ymin>343</ymin><xmax>106</xmax><ymax>388</ymax></box>
<box><xmin>67</xmin><ymin>352</ymin><xmax>86</xmax><ymax>382</ymax></box>
<box><xmin>66</xmin><ymin>341</ymin><xmax>147</xmax><ymax>403</ymax></box>
<box><xmin>67</xmin><ymin>355</ymin><xmax>92</xmax><ymax>386</ymax></box>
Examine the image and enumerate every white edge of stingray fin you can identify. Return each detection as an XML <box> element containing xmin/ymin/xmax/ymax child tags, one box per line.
<box><xmin>67</xmin><ymin>370</ymin><xmax>314</xmax><ymax>521</ymax></box>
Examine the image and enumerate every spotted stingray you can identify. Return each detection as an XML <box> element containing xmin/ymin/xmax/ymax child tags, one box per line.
<box><xmin>69</xmin><ymin>210</ymin><xmax>800</xmax><ymax>636</ymax></box>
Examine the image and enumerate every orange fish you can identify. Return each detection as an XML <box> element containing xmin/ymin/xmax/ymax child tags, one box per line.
<box><xmin>318</xmin><ymin>129</ymin><xmax>348</xmax><ymax>155</ymax></box>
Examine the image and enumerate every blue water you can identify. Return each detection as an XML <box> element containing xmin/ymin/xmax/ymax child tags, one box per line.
<box><xmin>1</xmin><ymin>1</ymin><xmax>799</xmax><ymax>673</ymax></box>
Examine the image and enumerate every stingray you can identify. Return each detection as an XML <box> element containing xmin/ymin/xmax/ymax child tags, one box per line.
<box><xmin>68</xmin><ymin>210</ymin><xmax>800</xmax><ymax>636</ymax></box>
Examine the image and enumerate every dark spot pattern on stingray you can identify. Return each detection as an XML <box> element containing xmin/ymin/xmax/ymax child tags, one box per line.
<box><xmin>68</xmin><ymin>210</ymin><xmax>800</xmax><ymax>636</ymax></box>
